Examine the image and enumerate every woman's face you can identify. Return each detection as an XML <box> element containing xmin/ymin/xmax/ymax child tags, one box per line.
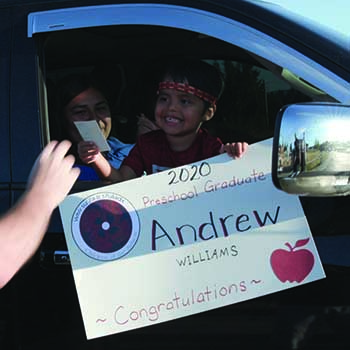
<box><xmin>64</xmin><ymin>87</ymin><xmax>112</xmax><ymax>143</ymax></box>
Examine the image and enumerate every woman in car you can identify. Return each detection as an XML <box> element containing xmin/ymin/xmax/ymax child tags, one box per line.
<box><xmin>56</xmin><ymin>73</ymin><xmax>157</xmax><ymax>180</ymax></box>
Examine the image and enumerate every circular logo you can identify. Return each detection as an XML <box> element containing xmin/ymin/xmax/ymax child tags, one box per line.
<box><xmin>71</xmin><ymin>193</ymin><xmax>140</xmax><ymax>261</ymax></box>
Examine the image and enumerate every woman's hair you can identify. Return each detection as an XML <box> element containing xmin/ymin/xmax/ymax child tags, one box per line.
<box><xmin>54</xmin><ymin>73</ymin><xmax>110</xmax><ymax>141</ymax></box>
<box><xmin>57</xmin><ymin>73</ymin><xmax>105</xmax><ymax>111</ymax></box>
<box><xmin>159</xmin><ymin>58</ymin><xmax>224</xmax><ymax>104</ymax></box>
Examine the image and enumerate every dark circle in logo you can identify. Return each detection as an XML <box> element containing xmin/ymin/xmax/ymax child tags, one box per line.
<box><xmin>80</xmin><ymin>199</ymin><xmax>132</xmax><ymax>253</ymax></box>
<box><xmin>72</xmin><ymin>194</ymin><xmax>140</xmax><ymax>261</ymax></box>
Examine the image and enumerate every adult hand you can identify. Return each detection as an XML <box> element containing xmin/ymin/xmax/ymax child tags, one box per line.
<box><xmin>27</xmin><ymin>140</ymin><xmax>80</xmax><ymax>210</ymax></box>
<box><xmin>137</xmin><ymin>113</ymin><xmax>159</xmax><ymax>135</ymax></box>
<box><xmin>77</xmin><ymin>140</ymin><xmax>101</xmax><ymax>164</ymax></box>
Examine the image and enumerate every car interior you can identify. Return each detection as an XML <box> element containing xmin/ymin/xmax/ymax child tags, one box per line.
<box><xmin>42</xmin><ymin>25</ymin><xmax>331</xmax><ymax>147</ymax></box>
<box><xmin>34</xmin><ymin>24</ymin><xmax>347</xmax><ymax>242</ymax></box>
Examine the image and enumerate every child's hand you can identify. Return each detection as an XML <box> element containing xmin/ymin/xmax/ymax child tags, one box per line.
<box><xmin>220</xmin><ymin>142</ymin><xmax>248</xmax><ymax>158</ymax></box>
<box><xmin>77</xmin><ymin>141</ymin><xmax>101</xmax><ymax>164</ymax></box>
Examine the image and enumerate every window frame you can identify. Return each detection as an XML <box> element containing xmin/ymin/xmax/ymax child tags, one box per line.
<box><xmin>28</xmin><ymin>3</ymin><xmax>350</xmax><ymax>104</ymax></box>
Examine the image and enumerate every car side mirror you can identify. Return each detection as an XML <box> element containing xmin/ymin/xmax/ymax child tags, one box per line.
<box><xmin>272</xmin><ymin>102</ymin><xmax>350</xmax><ymax>196</ymax></box>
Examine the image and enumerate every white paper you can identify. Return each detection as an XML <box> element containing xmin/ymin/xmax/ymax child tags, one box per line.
<box><xmin>74</xmin><ymin>120</ymin><xmax>111</xmax><ymax>152</ymax></box>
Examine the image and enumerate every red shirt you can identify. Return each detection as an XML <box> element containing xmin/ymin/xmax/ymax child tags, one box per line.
<box><xmin>122</xmin><ymin>128</ymin><xmax>222</xmax><ymax>176</ymax></box>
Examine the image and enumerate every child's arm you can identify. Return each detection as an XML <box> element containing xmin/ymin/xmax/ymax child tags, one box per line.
<box><xmin>78</xmin><ymin>141</ymin><xmax>137</xmax><ymax>183</ymax></box>
<box><xmin>220</xmin><ymin>142</ymin><xmax>248</xmax><ymax>158</ymax></box>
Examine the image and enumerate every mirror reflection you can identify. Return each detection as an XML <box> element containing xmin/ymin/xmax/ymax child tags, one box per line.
<box><xmin>274</xmin><ymin>103</ymin><xmax>350</xmax><ymax>196</ymax></box>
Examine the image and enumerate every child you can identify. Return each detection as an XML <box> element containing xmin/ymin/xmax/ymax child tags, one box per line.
<box><xmin>78</xmin><ymin>59</ymin><xmax>248</xmax><ymax>182</ymax></box>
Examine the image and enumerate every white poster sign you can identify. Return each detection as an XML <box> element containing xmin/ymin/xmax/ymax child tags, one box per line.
<box><xmin>59</xmin><ymin>138</ymin><xmax>325</xmax><ymax>339</ymax></box>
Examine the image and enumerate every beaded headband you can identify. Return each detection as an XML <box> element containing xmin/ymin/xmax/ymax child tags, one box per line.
<box><xmin>158</xmin><ymin>81</ymin><xmax>217</xmax><ymax>106</ymax></box>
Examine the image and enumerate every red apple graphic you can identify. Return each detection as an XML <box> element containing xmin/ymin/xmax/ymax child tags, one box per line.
<box><xmin>270</xmin><ymin>238</ymin><xmax>315</xmax><ymax>283</ymax></box>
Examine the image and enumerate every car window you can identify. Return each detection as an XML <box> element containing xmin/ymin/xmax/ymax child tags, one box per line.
<box><xmin>31</xmin><ymin>5</ymin><xmax>347</xmax><ymax>237</ymax></box>
<box><xmin>36</xmin><ymin>25</ymin><xmax>335</xmax><ymax>170</ymax></box>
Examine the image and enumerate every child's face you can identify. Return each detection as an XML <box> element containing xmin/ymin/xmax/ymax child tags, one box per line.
<box><xmin>155</xmin><ymin>87</ymin><xmax>211</xmax><ymax>137</ymax></box>
<box><xmin>64</xmin><ymin>87</ymin><xmax>112</xmax><ymax>143</ymax></box>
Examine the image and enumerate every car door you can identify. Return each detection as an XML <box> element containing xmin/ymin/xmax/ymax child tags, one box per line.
<box><xmin>0</xmin><ymin>6</ymin><xmax>13</xmax><ymax>350</ymax></box>
<box><xmin>0</xmin><ymin>5</ymin><xmax>11</xmax><ymax>212</ymax></box>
